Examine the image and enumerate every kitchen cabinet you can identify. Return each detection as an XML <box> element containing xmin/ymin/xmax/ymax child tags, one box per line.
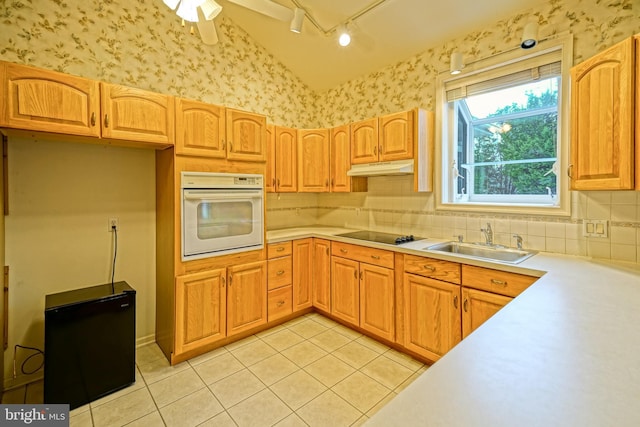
<box><xmin>403</xmin><ymin>272</ymin><xmax>461</xmax><ymax>361</ymax></box>
<box><xmin>350</xmin><ymin>118</ymin><xmax>379</xmax><ymax>164</ymax></box>
<box><xmin>266</xmin><ymin>125</ymin><xmax>276</xmax><ymax>192</ymax></box>
<box><xmin>570</xmin><ymin>35</ymin><xmax>639</xmax><ymax>190</ymax></box>
<box><xmin>461</xmin><ymin>287</ymin><xmax>512</xmax><ymax>339</ymax></box>
<box><xmin>226</xmin><ymin>260</ymin><xmax>267</xmax><ymax>336</ymax></box>
<box><xmin>273</xmin><ymin>126</ymin><xmax>297</xmax><ymax>192</ymax></box>
<box><xmin>298</xmin><ymin>128</ymin><xmax>330</xmax><ymax>192</ymax></box>
<box><xmin>267</xmin><ymin>242</ymin><xmax>293</xmax><ymax>322</ymax></box>
<box><xmin>312</xmin><ymin>238</ymin><xmax>331</xmax><ymax>313</ymax></box>
<box><xmin>403</xmin><ymin>254</ymin><xmax>462</xmax><ymax>362</ymax></box>
<box><xmin>225</xmin><ymin>108</ymin><xmax>267</xmax><ymax>162</ymax></box>
<box><xmin>100</xmin><ymin>82</ymin><xmax>175</xmax><ymax>145</ymax></box>
<box><xmin>175</xmin><ymin>98</ymin><xmax>225</xmax><ymax>158</ymax></box>
<box><xmin>174</xmin><ymin>269</ymin><xmax>226</xmax><ymax>356</ymax></box>
<box><xmin>330</xmin><ymin>125</ymin><xmax>368</xmax><ymax>193</ymax></box>
<box><xmin>461</xmin><ymin>265</ymin><xmax>537</xmax><ymax>298</ymax></box>
<box><xmin>331</xmin><ymin>242</ymin><xmax>395</xmax><ymax>340</ymax></box>
<box><xmin>292</xmin><ymin>238</ymin><xmax>313</xmax><ymax>311</ymax></box>
<box><xmin>0</xmin><ymin>61</ymin><xmax>101</xmax><ymax>137</ymax></box>
<box><xmin>379</xmin><ymin>110</ymin><xmax>414</xmax><ymax>161</ymax></box>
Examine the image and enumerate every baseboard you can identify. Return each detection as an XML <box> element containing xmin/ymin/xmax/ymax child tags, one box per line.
<box><xmin>136</xmin><ymin>334</ymin><xmax>156</xmax><ymax>348</ymax></box>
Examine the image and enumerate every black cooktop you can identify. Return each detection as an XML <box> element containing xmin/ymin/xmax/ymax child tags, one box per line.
<box><xmin>337</xmin><ymin>230</ymin><xmax>422</xmax><ymax>245</ymax></box>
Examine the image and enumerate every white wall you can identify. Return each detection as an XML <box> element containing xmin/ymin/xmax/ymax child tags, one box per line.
<box><xmin>4</xmin><ymin>136</ymin><xmax>156</xmax><ymax>388</ymax></box>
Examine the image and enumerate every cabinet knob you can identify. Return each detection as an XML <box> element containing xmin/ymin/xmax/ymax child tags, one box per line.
<box><xmin>276</xmin><ymin>247</ymin><xmax>285</xmax><ymax>252</ymax></box>
<box><xmin>491</xmin><ymin>279</ymin><xmax>507</xmax><ymax>286</ymax></box>
<box><xmin>422</xmin><ymin>265</ymin><xmax>435</xmax><ymax>272</ymax></box>
<box><xmin>276</xmin><ymin>270</ymin><xmax>285</xmax><ymax>275</ymax></box>
<box><xmin>104</xmin><ymin>114</ymin><xmax>109</xmax><ymax>128</ymax></box>
<box><xmin>371</xmin><ymin>255</ymin><xmax>380</xmax><ymax>260</ymax></box>
<box><xmin>90</xmin><ymin>112</ymin><xmax>96</xmax><ymax>126</ymax></box>
<box><xmin>340</xmin><ymin>248</ymin><xmax>348</xmax><ymax>254</ymax></box>
<box><xmin>276</xmin><ymin>300</ymin><xmax>285</xmax><ymax>307</ymax></box>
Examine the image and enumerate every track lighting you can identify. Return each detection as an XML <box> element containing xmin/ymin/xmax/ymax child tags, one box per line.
<box><xmin>338</xmin><ymin>24</ymin><xmax>351</xmax><ymax>47</ymax></box>
<box><xmin>450</xmin><ymin>51</ymin><xmax>464</xmax><ymax>75</ymax></box>
<box><xmin>521</xmin><ymin>20</ymin><xmax>539</xmax><ymax>49</ymax></box>
<box><xmin>290</xmin><ymin>7</ymin><xmax>305</xmax><ymax>33</ymax></box>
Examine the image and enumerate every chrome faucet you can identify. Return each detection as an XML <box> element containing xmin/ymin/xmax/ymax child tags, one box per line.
<box><xmin>513</xmin><ymin>234</ymin><xmax>523</xmax><ymax>250</ymax></box>
<box><xmin>481</xmin><ymin>223</ymin><xmax>493</xmax><ymax>246</ymax></box>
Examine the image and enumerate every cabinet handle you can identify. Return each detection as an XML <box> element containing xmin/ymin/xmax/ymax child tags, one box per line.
<box><xmin>340</xmin><ymin>248</ymin><xmax>348</xmax><ymax>254</ymax></box>
<box><xmin>354</xmin><ymin>270</ymin><xmax>358</xmax><ymax>279</ymax></box>
<box><xmin>325</xmin><ymin>179</ymin><xmax>329</xmax><ymax>187</ymax></box>
<box><xmin>326</xmin><ymin>247</ymin><xmax>329</xmax><ymax>255</ymax></box>
<box><xmin>90</xmin><ymin>112</ymin><xmax>96</xmax><ymax>126</ymax></box>
<box><xmin>276</xmin><ymin>270</ymin><xmax>285</xmax><ymax>275</ymax></box>
<box><xmin>276</xmin><ymin>300</ymin><xmax>285</xmax><ymax>307</ymax></box>
<box><xmin>104</xmin><ymin>114</ymin><xmax>109</xmax><ymax>128</ymax></box>
<box><xmin>491</xmin><ymin>279</ymin><xmax>508</xmax><ymax>286</ymax></box>
<box><xmin>379</xmin><ymin>145</ymin><xmax>383</xmax><ymax>154</ymax></box>
<box><xmin>221</xmin><ymin>276</ymin><xmax>226</xmax><ymax>287</ymax></box>
<box><xmin>331</xmin><ymin>178</ymin><xmax>334</xmax><ymax>187</ymax></box>
<box><xmin>567</xmin><ymin>164</ymin><xmax>573</xmax><ymax>178</ymax></box>
<box><xmin>373</xmin><ymin>146</ymin><xmax>377</xmax><ymax>155</ymax></box>
<box><xmin>272</xmin><ymin>178</ymin><xmax>276</xmax><ymax>187</ymax></box>
<box><xmin>228</xmin><ymin>275</ymin><xmax>232</xmax><ymax>286</ymax></box>
<box><xmin>222</xmin><ymin>141</ymin><xmax>226</xmax><ymax>150</ymax></box>
<box><xmin>463</xmin><ymin>298</ymin><xmax>468</xmax><ymax>312</ymax></box>
<box><xmin>359</xmin><ymin>271</ymin><xmax>363</xmax><ymax>280</ymax></box>
<box><xmin>276</xmin><ymin>247</ymin><xmax>285</xmax><ymax>252</ymax></box>
<box><xmin>453</xmin><ymin>295</ymin><xmax>458</xmax><ymax>309</ymax></box>
<box><xmin>277</xmin><ymin>178</ymin><xmax>281</xmax><ymax>188</ymax></box>
<box><xmin>371</xmin><ymin>255</ymin><xmax>380</xmax><ymax>260</ymax></box>
<box><xmin>422</xmin><ymin>265</ymin><xmax>435</xmax><ymax>272</ymax></box>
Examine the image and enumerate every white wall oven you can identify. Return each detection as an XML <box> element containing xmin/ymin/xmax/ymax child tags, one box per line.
<box><xmin>181</xmin><ymin>172</ymin><xmax>264</xmax><ymax>261</ymax></box>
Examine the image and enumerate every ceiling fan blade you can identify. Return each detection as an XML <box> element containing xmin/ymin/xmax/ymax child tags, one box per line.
<box><xmin>226</xmin><ymin>0</ymin><xmax>293</xmax><ymax>22</ymax></box>
<box><xmin>197</xmin><ymin>8</ymin><xmax>219</xmax><ymax>45</ymax></box>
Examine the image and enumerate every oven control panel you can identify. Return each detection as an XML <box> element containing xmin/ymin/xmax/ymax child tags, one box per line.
<box><xmin>235</xmin><ymin>176</ymin><xmax>262</xmax><ymax>186</ymax></box>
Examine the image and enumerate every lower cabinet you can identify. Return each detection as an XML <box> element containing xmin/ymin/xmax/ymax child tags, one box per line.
<box><xmin>403</xmin><ymin>273</ymin><xmax>461</xmax><ymax>361</ymax></box>
<box><xmin>292</xmin><ymin>239</ymin><xmax>313</xmax><ymax>311</ymax></box>
<box><xmin>331</xmin><ymin>256</ymin><xmax>360</xmax><ymax>325</ymax></box>
<box><xmin>462</xmin><ymin>287</ymin><xmax>512</xmax><ymax>339</ymax></box>
<box><xmin>175</xmin><ymin>269</ymin><xmax>227</xmax><ymax>356</ymax></box>
<box><xmin>227</xmin><ymin>260</ymin><xmax>267</xmax><ymax>336</ymax></box>
<box><xmin>359</xmin><ymin>263</ymin><xmax>395</xmax><ymax>342</ymax></box>
<box><xmin>312</xmin><ymin>239</ymin><xmax>332</xmax><ymax>312</ymax></box>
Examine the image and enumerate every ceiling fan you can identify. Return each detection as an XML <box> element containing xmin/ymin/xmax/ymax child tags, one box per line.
<box><xmin>163</xmin><ymin>0</ymin><xmax>302</xmax><ymax>46</ymax></box>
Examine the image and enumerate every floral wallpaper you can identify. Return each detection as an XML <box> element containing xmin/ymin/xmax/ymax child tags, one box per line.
<box><xmin>0</xmin><ymin>0</ymin><xmax>316</xmax><ymax>128</ymax></box>
<box><xmin>316</xmin><ymin>0</ymin><xmax>640</xmax><ymax>127</ymax></box>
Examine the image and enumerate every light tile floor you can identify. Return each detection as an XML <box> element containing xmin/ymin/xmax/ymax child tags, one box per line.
<box><xmin>2</xmin><ymin>313</ymin><xmax>428</xmax><ymax>427</ymax></box>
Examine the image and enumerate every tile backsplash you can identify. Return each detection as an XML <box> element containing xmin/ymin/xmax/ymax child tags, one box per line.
<box><xmin>267</xmin><ymin>176</ymin><xmax>640</xmax><ymax>264</ymax></box>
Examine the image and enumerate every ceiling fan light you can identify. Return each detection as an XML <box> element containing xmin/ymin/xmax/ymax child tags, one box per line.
<box><xmin>337</xmin><ymin>25</ymin><xmax>351</xmax><ymax>47</ymax></box>
<box><xmin>163</xmin><ymin>0</ymin><xmax>181</xmax><ymax>10</ymax></box>
<box><xmin>196</xmin><ymin>7</ymin><xmax>219</xmax><ymax>44</ymax></box>
<box><xmin>176</xmin><ymin>0</ymin><xmax>204</xmax><ymax>22</ymax></box>
<box><xmin>200</xmin><ymin>0</ymin><xmax>222</xmax><ymax>21</ymax></box>
<box><xmin>290</xmin><ymin>7</ymin><xmax>305</xmax><ymax>34</ymax></box>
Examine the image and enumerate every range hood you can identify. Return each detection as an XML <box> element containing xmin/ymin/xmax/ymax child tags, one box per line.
<box><xmin>347</xmin><ymin>159</ymin><xmax>414</xmax><ymax>177</ymax></box>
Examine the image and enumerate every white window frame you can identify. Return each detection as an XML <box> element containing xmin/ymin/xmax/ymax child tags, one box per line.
<box><xmin>435</xmin><ymin>34</ymin><xmax>573</xmax><ymax>216</ymax></box>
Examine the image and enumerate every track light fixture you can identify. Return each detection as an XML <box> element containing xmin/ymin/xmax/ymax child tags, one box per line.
<box><xmin>290</xmin><ymin>7</ymin><xmax>305</xmax><ymax>33</ymax></box>
<box><xmin>450</xmin><ymin>51</ymin><xmax>464</xmax><ymax>75</ymax></box>
<box><xmin>521</xmin><ymin>20</ymin><xmax>539</xmax><ymax>49</ymax></box>
<box><xmin>338</xmin><ymin>24</ymin><xmax>351</xmax><ymax>47</ymax></box>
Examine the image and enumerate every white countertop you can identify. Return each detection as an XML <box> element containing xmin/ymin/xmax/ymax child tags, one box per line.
<box><xmin>267</xmin><ymin>227</ymin><xmax>640</xmax><ymax>427</ymax></box>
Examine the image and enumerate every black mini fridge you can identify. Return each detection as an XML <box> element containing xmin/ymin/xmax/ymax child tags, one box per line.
<box><xmin>44</xmin><ymin>281</ymin><xmax>136</xmax><ymax>409</ymax></box>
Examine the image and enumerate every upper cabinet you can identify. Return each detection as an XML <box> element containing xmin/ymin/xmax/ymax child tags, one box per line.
<box><xmin>379</xmin><ymin>110</ymin><xmax>414</xmax><ymax>162</ymax></box>
<box><xmin>274</xmin><ymin>126</ymin><xmax>297</xmax><ymax>192</ymax></box>
<box><xmin>266</xmin><ymin>125</ymin><xmax>276</xmax><ymax>192</ymax></box>
<box><xmin>0</xmin><ymin>62</ymin><xmax>101</xmax><ymax>138</ymax></box>
<box><xmin>175</xmin><ymin>98</ymin><xmax>225</xmax><ymax>158</ymax></box>
<box><xmin>570</xmin><ymin>35</ymin><xmax>639</xmax><ymax>190</ymax></box>
<box><xmin>298</xmin><ymin>128</ymin><xmax>330</xmax><ymax>192</ymax></box>
<box><xmin>331</xmin><ymin>125</ymin><xmax>367</xmax><ymax>193</ymax></box>
<box><xmin>225</xmin><ymin>109</ymin><xmax>267</xmax><ymax>162</ymax></box>
<box><xmin>101</xmin><ymin>83</ymin><xmax>175</xmax><ymax>145</ymax></box>
<box><xmin>350</xmin><ymin>118</ymin><xmax>379</xmax><ymax>164</ymax></box>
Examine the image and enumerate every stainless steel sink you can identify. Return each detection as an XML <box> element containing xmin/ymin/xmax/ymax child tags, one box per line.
<box><xmin>425</xmin><ymin>241</ymin><xmax>536</xmax><ymax>264</ymax></box>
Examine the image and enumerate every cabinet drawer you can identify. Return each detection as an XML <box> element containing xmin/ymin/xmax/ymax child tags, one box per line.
<box><xmin>268</xmin><ymin>241</ymin><xmax>292</xmax><ymax>259</ymax></box>
<box><xmin>462</xmin><ymin>265</ymin><xmax>537</xmax><ymax>298</ymax></box>
<box><xmin>268</xmin><ymin>286</ymin><xmax>292</xmax><ymax>322</ymax></box>
<box><xmin>331</xmin><ymin>242</ymin><xmax>394</xmax><ymax>269</ymax></box>
<box><xmin>404</xmin><ymin>254</ymin><xmax>461</xmax><ymax>284</ymax></box>
<box><xmin>268</xmin><ymin>256</ymin><xmax>292</xmax><ymax>290</ymax></box>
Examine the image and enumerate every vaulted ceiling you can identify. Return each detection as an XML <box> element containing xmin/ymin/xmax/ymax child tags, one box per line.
<box><xmin>216</xmin><ymin>0</ymin><xmax>549</xmax><ymax>91</ymax></box>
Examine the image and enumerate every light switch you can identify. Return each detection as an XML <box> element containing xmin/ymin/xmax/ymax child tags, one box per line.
<box><xmin>595</xmin><ymin>223</ymin><xmax>605</xmax><ymax>234</ymax></box>
<box><xmin>586</xmin><ymin>223</ymin><xmax>594</xmax><ymax>233</ymax></box>
<box><xmin>582</xmin><ymin>219</ymin><xmax>608</xmax><ymax>238</ymax></box>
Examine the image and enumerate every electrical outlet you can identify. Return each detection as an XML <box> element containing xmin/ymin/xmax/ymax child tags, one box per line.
<box><xmin>582</xmin><ymin>219</ymin><xmax>608</xmax><ymax>238</ymax></box>
<box><xmin>108</xmin><ymin>218</ymin><xmax>119</xmax><ymax>232</ymax></box>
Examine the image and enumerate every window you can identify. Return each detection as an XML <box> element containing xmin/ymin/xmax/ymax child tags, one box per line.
<box><xmin>436</xmin><ymin>37</ymin><xmax>573</xmax><ymax>215</ymax></box>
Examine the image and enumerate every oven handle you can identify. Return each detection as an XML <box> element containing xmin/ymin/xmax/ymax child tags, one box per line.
<box><xmin>184</xmin><ymin>191</ymin><xmax>263</xmax><ymax>201</ymax></box>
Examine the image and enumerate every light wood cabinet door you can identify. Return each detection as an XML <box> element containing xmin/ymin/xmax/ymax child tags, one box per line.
<box><xmin>379</xmin><ymin>110</ymin><xmax>414</xmax><ymax>161</ymax></box>
<box><xmin>175</xmin><ymin>98</ymin><xmax>225</xmax><ymax>157</ymax></box>
<box><xmin>225</xmin><ymin>108</ymin><xmax>267</xmax><ymax>162</ymax></box>
<box><xmin>351</xmin><ymin>118</ymin><xmax>379</xmax><ymax>164</ymax></box>
<box><xmin>298</xmin><ymin>128</ymin><xmax>330</xmax><ymax>192</ymax></box>
<box><xmin>268</xmin><ymin>285</ymin><xmax>292</xmax><ymax>322</ymax></box>
<box><xmin>403</xmin><ymin>273</ymin><xmax>461</xmax><ymax>362</ymax></box>
<box><xmin>312</xmin><ymin>239</ymin><xmax>331</xmax><ymax>313</ymax></box>
<box><xmin>275</xmin><ymin>126</ymin><xmax>297</xmax><ymax>192</ymax></box>
<box><xmin>330</xmin><ymin>125</ymin><xmax>368</xmax><ymax>193</ymax></box>
<box><xmin>0</xmin><ymin>62</ymin><xmax>100</xmax><ymax>137</ymax></box>
<box><xmin>266</xmin><ymin>124</ymin><xmax>276</xmax><ymax>192</ymax></box>
<box><xmin>331</xmin><ymin>256</ymin><xmax>360</xmax><ymax>326</ymax></box>
<box><xmin>101</xmin><ymin>83</ymin><xmax>174</xmax><ymax>145</ymax></box>
<box><xmin>462</xmin><ymin>287</ymin><xmax>512</xmax><ymax>339</ymax></box>
<box><xmin>570</xmin><ymin>36</ymin><xmax>635</xmax><ymax>190</ymax></box>
<box><xmin>174</xmin><ymin>269</ymin><xmax>226</xmax><ymax>356</ymax></box>
<box><xmin>360</xmin><ymin>263</ymin><xmax>395</xmax><ymax>342</ymax></box>
<box><xmin>292</xmin><ymin>238</ymin><xmax>313</xmax><ymax>311</ymax></box>
<box><xmin>227</xmin><ymin>260</ymin><xmax>267</xmax><ymax>336</ymax></box>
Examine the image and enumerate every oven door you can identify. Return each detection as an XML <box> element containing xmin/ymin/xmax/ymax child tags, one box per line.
<box><xmin>182</xmin><ymin>189</ymin><xmax>264</xmax><ymax>260</ymax></box>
